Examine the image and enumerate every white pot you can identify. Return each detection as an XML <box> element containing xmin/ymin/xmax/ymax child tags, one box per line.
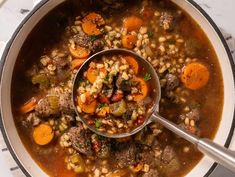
<box><xmin>0</xmin><ymin>0</ymin><xmax>235</xmax><ymax>176</ymax></box>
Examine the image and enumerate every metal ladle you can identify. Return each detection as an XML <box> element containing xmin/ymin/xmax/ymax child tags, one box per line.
<box><xmin>72</xmin><ymin>49</ymin><xmax>235</xmax><ymax>173</ymax></box>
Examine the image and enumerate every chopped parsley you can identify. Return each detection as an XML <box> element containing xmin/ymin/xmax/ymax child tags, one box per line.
<box><xmin>95</xmin><ymin>119</ymin><xmax>102</xmax><ymax>128</ymax></box>
<box><xmin>98</xmin><ymin>103</ymin><xmax>108</xmax><ymax>109</ymax></box>
<box><xmin>104</xmin><ymin>75</ymin><xmax>109</xmax><ymax>81</ymax></box>
<box><xmin>90</xmin><ymin>35</ymin><xmax>98</xmax><ymax>42</ymax></box>
<box><xmin>147</xmin><ymin>31</ymin><xmax>154</xmax><ymax>38</ymax></box>
<box><xmin>144</xmin><ymin>73</ymin><xmax>151</xmax><ymax>81</ymax></box>
<box><xmin>122</xmin><ymin>80</ymin><xmax>129</xmax><ymax>85</ymax></box>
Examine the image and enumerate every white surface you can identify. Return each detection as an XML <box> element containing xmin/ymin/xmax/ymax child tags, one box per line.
<box><xmin>0</xmin><ymin>0</ymin><xmax>234</xmax><ymax>177</ymax></box>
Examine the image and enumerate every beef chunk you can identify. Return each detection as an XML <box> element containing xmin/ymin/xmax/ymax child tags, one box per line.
<box><xmin>161</xmin><ymin>146</ymin><xmax>176</xmax><ymax>164</ymax></box>
<box><xmin>186</xmin><ymin>108</ymin><xmax>200</xmax><ymax>121</ymax></box>
<box><xmin>160</xmin><ymin>12</ymin><xmax>174</xmax><ymax>31</ymax></box>
<box><xmin>142</xmin><ymin>169</ymin><xmax>159</xmax><ymax>177</ymax></box>
<box><xmin>73</xmin><ymin>34</ymin><xmax>104</xmax><ymax>52</ymax></box>
<box><xmin>113</xmin><ymin>142</ymin><xmax>137</xmax><ymax>168</ymax></box>
<box><xmin>59</xmin><ymin>93</ymin><xmax>74</xmax><ymax>115</ymax></box>
<box><xmin>165</xmin><ymin>74</ymin><xmax>179</xmax><ymax>91</ymax></box>
<box><xmin>140</xmin><ymin>149</ymin><xmax>158</xmax><ymax>168</ymax></box>
<box><xmin>91</xmin><ymin>39</ymin><xmax>104</xmax><ymax>52</ymax></box>
<box><xmin>68</xmin><ymin>124</ymin><xmax>93</xmax><ymax>156</ymax></box>
<box><xmin>35</xmin><ymin>97</ymin><xmax>59</xmax><ymax>117</ymax></box>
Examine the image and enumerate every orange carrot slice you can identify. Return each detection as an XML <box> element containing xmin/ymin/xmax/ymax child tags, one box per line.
<box><xmin>78</xmin><ymin>93</ymin><xmax>97</xmax><ymax>114</ymax></box>
<box><xmin>86</xmin><ymin>67</ymin><xmax>107</xmax><ymax>83</ymax></box>
<box><xmin>181</xmin><ymin>62</ymin><xmax>210</xmax><ymax>90</ymax></box>
<box><xmin>69</xmin><ymin>46</ymin><xmax>90</xmax><ymax>59</ymax></box>
<box><xmin>82</xmin><ymin>12</ymin><xmax>105</xmax><ymax>36</ymax></box>
<box><xmin>122</xmin><ymin>34</ymin><xmax>137</xmax><ymax>49</ymax></box>
<box><xmin>71</xmin><ymin>58</ymin><xmax>87</xmax><ymax>70</ymax></box>
<box><xmin>132</xmin><ymin>78</ymin><xmax>148</xmax><ymax>101</ymax></box>
<box><xmin>125</xmin><ymin>56</ymin><xmax>139</xmax><ymax>74</ymax></box>
<box><xmin>20</xmin><ymin>97</ymin><xmax>38</xmax><ymax>114</ymax></box>
<box><xmin>33</xmin><ymin>124</ymin><xmax>54</xmax><ymax>146</ymax></box>
<box><xmin>123</xmin><ymin>16</ymin><xmax>143</xmax><ymax>31</ymax></box>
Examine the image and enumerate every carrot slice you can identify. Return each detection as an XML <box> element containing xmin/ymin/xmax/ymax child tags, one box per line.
<box><xmin>125</xmin><ymin>56</ymin><xmax>139</xmax><ymax>74</ymax></box>
<box><xmin>78</xmin><ymin>93</ymin><xmax>97</xmax><ymax>114</ymax></box>
<box><xmin>86</xmin><ymin>67</ymin><xmax>107</xmax><ymax>83</ymax></box>
<box><xmin>33</xmin><ymin>124</ymin><xmax>54</xmax><ymax>146</ymax></box>
<box><xmin>69</xmin><ymin>46</ymin><xmax>90</xmax><ymax>59</ymax></box>
<box><xmin>20</xmin><ymin>97</ymin><xmax>38</xmax><ymax>114</ymax></box>
<box><xmin>97</xmin><ymin>107</ymin><xmax>110</xmax><ymax>117</ymax></box>
<box><xmin>123</xmin><ymin>16</ymin><xmax>143</xmax><ymax>31</ymax></box>
<box><xmin>122</xmin><ymin>34</ymin><xmax>137</xmax><ymax>49</ymax></box>
<box><xmin>82</xmin><ymin>12</ymin><xmax>105</xmax><ymax>36</ymax></box>
<box><xmin>181</xmin><ymin>62</ymin><xmax>210</xmax><ymax>90</ymax></box>
<box><xmin>132</xmin><ymin>78</ymin><xmax>148</xmax><ymax>101</ymax></box>
<box><xmin>71</xmin><ymin>58</ymin><xmax>87</xmax><ymax>70</ymax></box>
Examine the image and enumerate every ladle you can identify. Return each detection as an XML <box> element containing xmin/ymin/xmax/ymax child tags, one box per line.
<box><xmin>72</xmin><ymin>49</ymin><xmax>235</xmax><ymax>173</ymax></box>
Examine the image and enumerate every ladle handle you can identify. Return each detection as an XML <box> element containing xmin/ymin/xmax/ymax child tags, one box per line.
<box><xmin>150</xmin><ymin>113</ymin><xmax>235</xmax><ymax>173</ymax></box>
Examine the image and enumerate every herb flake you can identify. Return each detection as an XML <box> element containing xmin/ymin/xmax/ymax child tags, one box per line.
<box><xmin>144</xmin><ymin>73</ymin><xmax>151</xmax><ymax>81</ymax></box>
<box><xmin>147</xmin><ymin>31</ymin><xmax>154</xmax><ymax>38</ymax></box>
<box><xmin>90</xmin><ymin>35</ymin><xmax>98</xmax><ymax>42</ymax></box>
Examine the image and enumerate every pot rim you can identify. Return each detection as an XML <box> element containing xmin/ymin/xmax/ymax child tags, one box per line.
<box><xmin>0</xmin><ymin>0</ymin><xmax>234</xmax><ymax>177</ymax></box>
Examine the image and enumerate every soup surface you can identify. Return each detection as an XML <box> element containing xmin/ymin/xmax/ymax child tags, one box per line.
<box><xmin>11</xmin><ymin>0</ymin><xmax>224</xmax><ymax>177</ymax></box>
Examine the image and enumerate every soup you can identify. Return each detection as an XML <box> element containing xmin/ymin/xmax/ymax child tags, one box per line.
<box><xmin>74</xmin><ymin>53</ymin><xmax>156</xmax><ymax>135</ymax></box>
<box><xmin>11</xmin><ymin>0</ymin><xmax>223</xmax><ymax>177</ymax></box>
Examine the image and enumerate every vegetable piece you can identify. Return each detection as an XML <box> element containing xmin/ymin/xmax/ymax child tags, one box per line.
<box><xmin>130</xmin><ymin>162</ymin><xmax>143</xmax><ymax>172</ymax></box>
<box><xmin>71</xmin><ymin>58</ymin><xmax>87</xmax><ymax>70</ymax></box>
<box><xmin>108</xmin><ymin>170</ymin><xmax>127</xmax><ymax>177</ymax></box>
<box><xmin>32</xmin><ymin>73</ymin><xmax>49</xmax><ymax>89</ymax></box>
<box><xmin>111</xmin><ymin>92</ymin><xmax>124</xmax><ymax>102</ymax></box>
<box><xmin>70</xmin><ymin>154</ymin><xmax>85</xmax><ymax>173</ymax></box>
<box><xmin>20</xmin><ymin>97</ymin><xmax>38</xmax><ymax>114</ymax></box>
<box><xmin>181</xmin><ymin>62</ymin><xmax>210</xmax><ymax>90</ymax></box>
<box><xmin>123</xmin><ymin>16</ymin><xmax>143</xmax><ymax>31</ymax></box>
<box><xmin>132</xmin><ymin>78</ymin><xmax>148</xmax><ymax>101</ymax></box>
<box><xmin>33</xmin><ymin>123</ymin><xmax>54</xmax><ymax>145</ymax></box>
<box><xmin>78</xmin><ymin>93</ymin><xmax>97</xmax><ymax>113</ymax></box>
<box><xmin>98</xmin><ymin>94</ymin><xmax>110</xmax><ymax>104</ymax></box>
<box><xmin>122</xmin><ymin>34</ymin><xmax>137</xmax><ymax>49</ymax></box>
<box><xmin>97</xmin><ymin>106</ymin><xmax>110</xmax><ymax>117</ymax></box>
<box><xmin>95</xmin><ymin>119</ymin><xmax>102</xmax><ymax>128</ymax></box>
<box><xmin>125</xmin><ymin>56</ymin><xmax>139</xmax><ymax>74</ymax></box>
<box><xmin>47</xmin><ymin>96</ymin><xmax>60</xmax><ymax>113</ymax></box>
<box><xmin>110</xmin><ymin>99</ymin><xmax>127</xmax><ymax>117</ymax></box>
<box><xmin>82</xmin><ymin>12</ymin><xmax>105</xmax><ymax>36</ymax></box>
<box><xmin>86</xmin><ymin>67</ymin><xmax>107</xmax><ymax>83</ymax></box>
<box><xmin>69</xmin><ymin>46</ymin><xmax>90</xmax><ymax>59</ymax></box>
<box><xmin>143</xmin><ymin>73</ymin><xmax>151</xmax><ymax>81</ymax></box>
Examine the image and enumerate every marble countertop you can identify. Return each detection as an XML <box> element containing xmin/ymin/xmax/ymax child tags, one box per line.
<box><xmin>0</xmin><ymin>0</ymin><xmax>235</xmax><ymax>176</ymax></box>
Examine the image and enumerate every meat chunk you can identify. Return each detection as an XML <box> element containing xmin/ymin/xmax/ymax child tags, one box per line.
<box><xmin>160</xmin><ymin>12</ymin><xmax>174</xmax><ymax>31</ymax></box>
<box><xmin>59</xmin><ymin>93</ymin><xmax>74</xmax><ymax>115</ymax></box>
<box><xmin>73</xmin><ymin>34</ymin><xmax>104</xmax><ymax>52</ymax></box>
<box><xmin>68</xmin><ymin>124</ymin><xmax>93</xmax><ymax>156</ymax></box>
<box><xmin>165</xmin><ymin>74</ymin><xmax>179</xmax><ymax>91</ymax></box>
<box><xmin>113</xmin><ymin>142</ymin><xmax>137</xmax><ymax>168</ymax></box>
<box><xmin>142</xmin><ymin>169</ymin><xmax>159</xmax><ymax>177</ymax></box>
<box><xmin>161</xmin><ymin>146</ymin><xmax>176</xmax><ymax>164</ymax></box>
<box><xmin>186</xmin><ymin>108</ymin><xmax>200</xmax><ymax>121</ymax></box>
<box><xmin>35</xmin><ymin>96</ymin><xmax>60</xmax><ymax>117</ymax></box>
<box><xmin>140</xmin><ymin>149</ymin><xmax>158</xmax><ymax>168</ymax></box>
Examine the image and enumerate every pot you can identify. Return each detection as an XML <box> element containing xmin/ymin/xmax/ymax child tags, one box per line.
<box><xmin>0</xmin><ymin>0</ymin><xmax>235</xmax><ymax>177</ymax></box>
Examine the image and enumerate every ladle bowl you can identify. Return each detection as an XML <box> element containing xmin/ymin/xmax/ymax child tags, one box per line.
<box><xmin>72</xmin><ymin>49</ymin><xmax>235</xmax><ymax>173</ymax></box>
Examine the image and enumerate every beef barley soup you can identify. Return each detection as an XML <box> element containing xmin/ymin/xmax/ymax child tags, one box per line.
<box><xmin>11</xmin><ymin>0</ymin><xmax>223</xmax><ymax>177</ymax></box>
